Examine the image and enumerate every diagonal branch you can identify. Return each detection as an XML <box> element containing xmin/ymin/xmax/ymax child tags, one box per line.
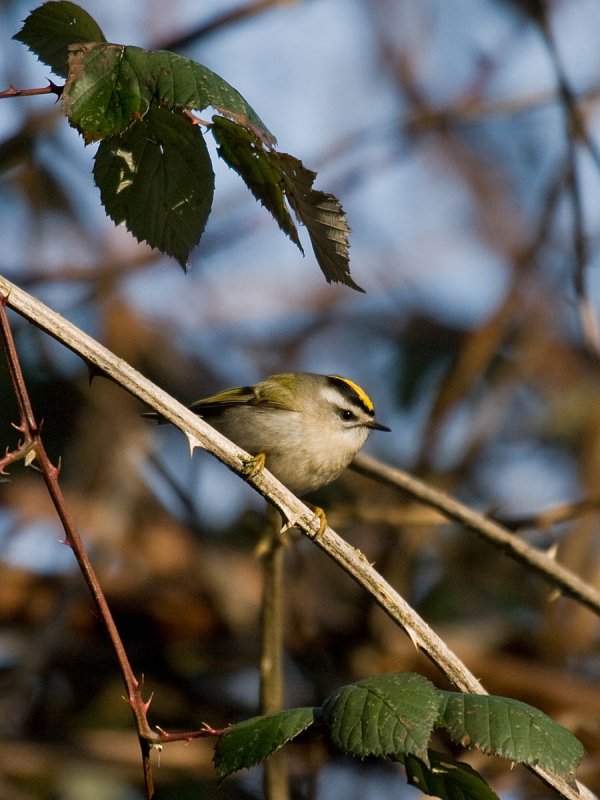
<box><xmin>351</xmin><ymin>454</ymin><xmax>600</xmax><ymax>618</ymax></box>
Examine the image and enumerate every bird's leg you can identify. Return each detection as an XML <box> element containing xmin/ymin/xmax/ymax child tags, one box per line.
<box><xmin>241</xmin><ymin>453</ymin><xmax>327</xmax><ymax>538</ymax></box>
<box><xmin>241</xmin><ymin>451</ymin><xmax>266</xmax><ymax>480</ymax></box>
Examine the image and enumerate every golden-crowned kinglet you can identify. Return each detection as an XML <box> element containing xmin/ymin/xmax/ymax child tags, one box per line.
<box><xmin>145</xmin><ymin>373</ymin><xmax>389</xmax><ymax>498</ymax></box>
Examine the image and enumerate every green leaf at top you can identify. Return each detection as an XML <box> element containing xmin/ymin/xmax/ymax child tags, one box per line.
<box><xmin>439</xmin><ymin>692</ymin><xmax>585</xmax><ymax>779</ymax></box>
<box><xmin>214</xmin><ymin>707</ymin><xmax>316</xmax><ymax>781</ymax></box>
<box><xmin>277</xmin><ymin>152</ymin><xmax>360</xmax><ymax>291</ymax></box>
<box><xmin>63</xmin><ymin>42</ymin><xmax>274</xmax><ymax>146</ymax></box>
<box><xmin>14</xmin><ymin>1</ymin><xmax>106</xmax><ymax>79</ymax></box>
<box><xmin>321</xmin><ymin>673</ymin><xmax>441</xmax><ymax>762</ymax></box>
<box><xmin>212</xmin><ymin>115</ymin><xmax>302</xmax><ymax>250</ymax></box>
<box><xmin>404</xmin><ymin>750</ymin><xmax>500</xmax><ymax>800</ymax></box>
<box><xmin>93</xmin><ymin>103</ymin><xmax>214</xmax><ymax>268</ymax></box>
<box><xmin>212</xmin><ymin>115</ymin><xmax>360</xmax><ymax>291</ymax></box>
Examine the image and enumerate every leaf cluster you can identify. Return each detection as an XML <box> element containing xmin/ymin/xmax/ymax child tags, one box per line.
<box><xmin>214</xmin><ymin>672</ymin><xmax>584</xmax><ymax>800</ymax></box>
<box><xmin>14</xmin><ymin>1</ymin><xmax>357</xmax><ymax>286</ymax></box>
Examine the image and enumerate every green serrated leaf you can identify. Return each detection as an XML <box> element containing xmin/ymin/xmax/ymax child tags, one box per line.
<box><xmin>404</xmin><ymin>750</ymin><xmax>500</xmax><ymax>800</ymax></box>
<box><xmin>276</xmin><ymin>152</ymin><xmax>360</xmax><ymax>291</ymax></box>
<box><xmin>14</xmin><ymin>1</ymin><xmax>106</xmax><ymax>79</ymax></box>
<box><xmin>63</xmin><ymin>42</ymin><xmax>274</xmax><ymax>146</ymax></box>
<box><xmin>93</xmin><ymin>104</ymin><xmax>214</xmax><ymax>268</ymax></box>
<box><xmin>212</xmin><ymin>115</ymin><xmax>359</xmax><ymax>291</ymax></box>
<box><xmin>439</xmin><ymin>692</ymin><xmax>584</xmax><ymax>779</ymax></box>
<box><xmin>214</xmin><ymin>707</ymin><xmax>316</xmax><ymax>781</ymax></box>
<box><xmin>212</xmin><ymin>115</ymin><xmax>302</xmax><ymax>250</ymax></box>
<box><xmin>322</xmin><ymin>673</ymin><xmax>441</xmax><ymax>762</ymax></box>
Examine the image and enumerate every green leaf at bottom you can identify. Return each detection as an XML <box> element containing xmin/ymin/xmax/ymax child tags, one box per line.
<box><xmin>322</xmin><ymin>673</ymin><xmax>441</xmax><ymax>762</ymax></box>
<box><xmin>439</xmin><ymin>692</ymin><xmax>584</xmax><ymax>779</ymax></box>
<box><xmin>214</xmin><ymin>707</ymin><xmax>316</xmax><ymax>781</ymax></box>
<box><xmin>94</xmin><ymin>105</ymin><xmax>214</xmax><ymax>268</ymax></box>
<box><xmin>404</xmin><ymin>750</ymin><xmax>500</xmax><ymax>800</ymax></box>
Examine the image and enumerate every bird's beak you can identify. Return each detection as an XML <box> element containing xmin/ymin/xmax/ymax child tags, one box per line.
<box><xmin>367</xmin><ymin>420</ymin><xmax>391</xmax><ymax>432</ymax></box>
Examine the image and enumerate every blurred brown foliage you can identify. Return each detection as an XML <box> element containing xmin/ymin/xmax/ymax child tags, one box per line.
<box><xmin>1</xmin><ymin>0</ymin><xmax>600</xmax><ymax>798</ymax></box>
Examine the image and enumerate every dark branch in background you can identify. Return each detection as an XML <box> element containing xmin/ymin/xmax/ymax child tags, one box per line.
<box><xmin>155</xmin><ymin>0</ymin><xmax>293</xmax><ymax>50</ymax></box>
<box><xmin>494</xmin><ymin>496</ymin><xmax>600</xmax><ymax>532</ymax></box>
<box><xmin>533</xmin><ymin>9</ymin><xmax>600</xmax><ymax>356</ymax></box>
<box><xmin>351</xmin><ymin>454</ymin><xmax>600</xmax><ymax>618</ymax></box>
<box><xmin>259</xmin><ymin>508</ymin><xmax>290</xmax><ymax>800</ymax></box>
<box><xmin>413</xmin><ymin>159</ymin><xmax>569</xmax><ymax>474</ymax></box>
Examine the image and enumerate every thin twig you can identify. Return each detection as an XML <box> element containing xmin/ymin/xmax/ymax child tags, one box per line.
<box><xmin>0</xmin><ymin>298</ymin><xmax>224</xmax><ymax>794</ymax></box>
<box><xmin>155</xmin><ymin>0</ymin><xmax>295</xmax><ymax>51</ymax></box>
<box><xmin>0</xmin><ymin>296</ymin><xmax>157</xmax><ymax>799</ymax></box>
<box><xmin>536</xmin><ymin>16</ymin><xmax>600</xmax><ymax>356</ymax></box>
<box><xmin>495</xmin><ymin>496</ymin><xmax>600</xmax><ymax>531</ymax></box>
<box><xmin>0</xmin><ymin>81</ymin><xmax>62</xmax><ymax>99</ymax></box>
<box><xmin>351</xmin><ymin>453</ymin><xmax>600</xmax><ymax>617</ymax></box>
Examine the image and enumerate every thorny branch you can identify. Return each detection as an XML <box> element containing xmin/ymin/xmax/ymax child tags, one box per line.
<box><xmin>0</xmin><ymin>295</ymin><xmax>221</xmax><ymax>799</ymax></box>
<box><xmin>0</xmin><ymin>81</ymin><xmax>62</xmax><ymax>99</ymax></box>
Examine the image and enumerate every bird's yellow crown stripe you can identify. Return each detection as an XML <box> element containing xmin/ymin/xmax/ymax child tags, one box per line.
<box><xmin>330</xmin><ymin>375</ymin><xmax>375</xmax><ymax>413</ymax></box>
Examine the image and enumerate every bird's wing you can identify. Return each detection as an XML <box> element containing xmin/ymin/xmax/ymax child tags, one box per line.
<box><xmin>189</xmin><ymin>384</ymin><xmax>291</xmax><ymax>416</ymax></box>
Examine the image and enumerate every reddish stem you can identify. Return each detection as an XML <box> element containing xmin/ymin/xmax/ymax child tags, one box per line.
<box><xmin>0</xmin><ymin>297</ymin><xmax>226</xmax><ymax>796</ymax></box>
<box><xmin>0</xmin><ymin>81</ymin><xmax>63</xmax><ymax>99</ymax></box>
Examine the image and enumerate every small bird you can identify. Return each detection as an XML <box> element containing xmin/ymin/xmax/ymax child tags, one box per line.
<box><xmin>145</xmin><ymin>372</ymin><xmax>390</xmax><ymax>531</ymax></box>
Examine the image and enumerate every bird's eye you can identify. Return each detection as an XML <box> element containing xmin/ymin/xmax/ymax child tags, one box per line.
<box><xmin>340</xmin><ymin>408</ymin><xmax>358</xmax><ymax>422</ymax></box>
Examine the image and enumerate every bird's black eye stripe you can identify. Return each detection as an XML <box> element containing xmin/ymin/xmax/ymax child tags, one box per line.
<box><xmin>340</xmin><ymin>408</ymin><xmax>358</xmax><ymax>422</ymax></box>
<box><xmin>327</xmin><ymin>375</ymin><xmax>375</xmax><ymax>417</ymax></box>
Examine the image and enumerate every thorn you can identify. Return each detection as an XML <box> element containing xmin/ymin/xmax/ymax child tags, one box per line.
<box><xmin>280</xmin><ymin>512</ymin><xmax>302</xmax><ymax>533</ymax></box>
<box><xmin>48</xmin><ymin>79</ymin><xmax>63</xmax><ymax>98</ymax></box>
<box><xmin>87</xmin><ymin>363</ymin><xmax>102</xmax><ymax>386</ymax></box>
<box><xmin>406</xmin><ymin>626</ymin><xmax>421</xmax><ymax>652</ymax></box>
<box><xmin>546</xmin><ymin>543</ymin><xmax>559</xmax><ymax>560</ymax></box>
<box><xmin>151</xmin><ymin>741</ymin><xmax>163</xmax><ymax>767</ymax></box>
<box><xmin>200</xmin><ymin>721</ymin><xmax>223</xmax><ymax>735</ymax></box>
<box><xmin>143</xmin><ymin>692</ymin><xmax>154</xmax><ymax>713</ymax></box>
<box><xmin>185</xmin><ymin>432</ymin><xmax>204</xmax><ymax>456</ymax></box>
<box><xmin>547</xmin><ymin>587</ymin><xmax>562</xmax><ymax>603</ymax></box>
